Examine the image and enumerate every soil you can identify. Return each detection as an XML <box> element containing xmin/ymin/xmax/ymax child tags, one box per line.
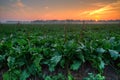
<box><xmin>0</xmin><ymin>63</ymin><xmax>120</xmax><ymax>80</ymax></box>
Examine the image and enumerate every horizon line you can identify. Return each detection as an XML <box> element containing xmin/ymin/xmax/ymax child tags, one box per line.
<box><xmin>1</xmin><ymin>19</ymin><xmax>120</xmax><ymax>22</ymax></box>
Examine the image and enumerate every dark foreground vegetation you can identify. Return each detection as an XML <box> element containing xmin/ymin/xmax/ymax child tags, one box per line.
<box><xmin>0</xmin><ymin>24</ymin><xmax>120</xmax><ymax>80</ymax></box>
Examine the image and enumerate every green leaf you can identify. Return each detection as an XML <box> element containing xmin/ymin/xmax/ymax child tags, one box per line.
<box><xmin>48</xmin><ymin>55</ymin><xmax>62</xmax><ymax>72</ymax></box>
<box><xmin>27</xmin><ymin>64</ymin><xmax>37</xmax><ymax>75</ymax></box>
<box><xmin>77</xmin><ymin>53</ymin><xmax>85</xmax><ymax>62</ymax></box>
<box><xmin>103</xmin><ymin>40</ymin><xmax>111</xmax><ymax>49</ymax></box>
<box><xmin>83</xmin><ymin>73</ymin><xmax>105</xmax><ymax>80</ymax></box>
<box><xmin>15</xmin><ymin>59</ymin><xmax>25</xmax><ymax>67</ymax></box>
<box><xmin>20</xmin><ymin>70</ymin><xmax>30</xmax><ymax>80</ymax></box>
<box><xmin>99</xmin><ymin>60</ymin><xmax>105</xmax><ymax>70</ymax></box>
<box><xmin>114</xmin><ymin>43</ymin><xmax>120</xmax><ymax>52</ymax></box>
<box><xmin>3</xmin><ymin>70</ymin><xmax>20</xmax><ymax>80</ymax></box>
<box><xmin>0</xmin><ymin>55</ymin><xmax>5</xmax><ymax>61</ymax></box>
<box><xmin>60</xmin><ymin>59</ymin><xmax>65</xmax><ymax>68</ymax></box>
<box><xmin>7</xmin><ymin>56</ymin><xmax>15</xmax><ymax>68</ymax></box>
<box><xmin>18</xmin><ymin>39</ymin><xmax>27</xmax><ymax>45</ymax></box>
<box><xmin>45</xmin><ymin>76</ymin><xmax>52</xmax><ymax>80</ymax></box>
<box><xmin>96</xmin><ymin>48</ymin><xmax>105</xmax><ymax>54</ymax></box>
<box><xmin>33</xmin><ymin>55</ymin><xmax>43</xmax><ymax>72</ymax></box>
<box><xmin>68</xmin><ymin>73</ymin><xmax>74</xmax><ymax>80</ymax></box>
<box><xmin>109</xmin><ymin>50</ymin><xmax>119</xmax><ymax>60</ymax></box>
<box><xmin>109</xmin><ymin>37</ymin><xmax>115</xmax><ymax>43</ymax></box>
<box><xmin>95</xmin><ymin>74</ymin><xmax>105</xmax><ymax>79</ymax></box>
<box><xmin>70</xmin><ymin>61</ymin><xmax>81</xmax><ymax>70</ymax></box>
<box><xmin>0</xmin><ymin>55</ymin><xmax>5</xmax><ymax>68</ymax></box>
<box><xmin>3</xmin><ymin>72</ymin><xmax>10</xmax><ymax>80</ymax></box>
<box><xmin>14</xmin><ymin>47</ymin><xmax>21</xmax><ymax>54</ymax></box>
<box><xmin>14</xmin><ymin>70</ymin><xmax>21</xmax><ymax>76</ymax></box>
<box><xmin>52</xmin><ymin>73</ymin><xmax>65</xmax><ymax>80</ymax></box>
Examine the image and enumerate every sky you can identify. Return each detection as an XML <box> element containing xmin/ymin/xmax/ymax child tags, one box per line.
<box><xmin>0</xmin><ymin>0</ymin><xmax>120</xmax><ymax>21</ymax></box>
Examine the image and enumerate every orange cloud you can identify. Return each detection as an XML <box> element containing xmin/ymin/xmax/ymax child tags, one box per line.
<box><xmin>79</xmin><ymin>1</ymin><xmax>120</xmax><ymax>20</ymax></box>
<box><xmin>89</xmin><ymin>6</ymin><xmax>112</xmax><ymax>15</ymax></box>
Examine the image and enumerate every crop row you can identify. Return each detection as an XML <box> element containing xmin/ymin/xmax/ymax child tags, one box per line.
<box><xmin>0</xmin><ymin>32</ymin><xmax>120</xmax><ymax>80</ymax></box>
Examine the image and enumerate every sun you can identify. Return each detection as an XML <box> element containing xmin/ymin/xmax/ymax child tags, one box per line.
<box><xmin>95</xmin><ymin>19</ymin><xmax>98</xmax><ymax>22</ymax></box>
<box><xmin>95</xmin><ymin>15</ymin><xmax>100</xmax><ymax>22</ymax></box>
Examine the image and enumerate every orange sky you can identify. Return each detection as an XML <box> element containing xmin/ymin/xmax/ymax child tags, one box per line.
<box><xmin>0</xmin><ymin>0</ymin><xmax>120</xmax><ymax>21</ymax></box>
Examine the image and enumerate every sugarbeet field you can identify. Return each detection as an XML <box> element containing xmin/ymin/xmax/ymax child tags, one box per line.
<box><xmin>0</xmin><ymin>24</ymin><xmax>120</xmax><ymax>80</ymax></box>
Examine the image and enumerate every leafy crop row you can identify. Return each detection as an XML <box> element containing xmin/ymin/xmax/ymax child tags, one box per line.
<box><xmin>0</xmin><ymin>31</ymin><xmax>120</xmax><ymax>80</ymax></box>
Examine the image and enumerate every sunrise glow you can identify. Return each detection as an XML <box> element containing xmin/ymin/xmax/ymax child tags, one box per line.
<box><xmin>0</xmin><ymin>0</ymin><xmax>120</xmax><ymax>21</ymax></box>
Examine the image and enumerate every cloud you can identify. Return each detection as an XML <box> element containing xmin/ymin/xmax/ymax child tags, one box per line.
<box><xmin>89</xmin><ymin>6</ymin><xmax>111</xmax><ymax>15</ymax></box>
<box><xmin>44</xmin><ymin>6</ymin><xmax>49</xmax><ymax>9</ymax></box>
<box><xmin>16</xmin><ymin>0</ymin><xmax>25</xmax><ymax>8</ymax></box>
<box><xmin>77</xmin><ymin>0</ymin><xmax>120</xmax><ymax>20</ymax></box>
<box><xmin>11</xmin><ymin>0</ymin><xmax>25</xmax><ymax>8</ymax></box>
<box><xmin>80</xmin><ymin>0</ymin><xmax>120</xmax><ymax>16</ymax></box>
